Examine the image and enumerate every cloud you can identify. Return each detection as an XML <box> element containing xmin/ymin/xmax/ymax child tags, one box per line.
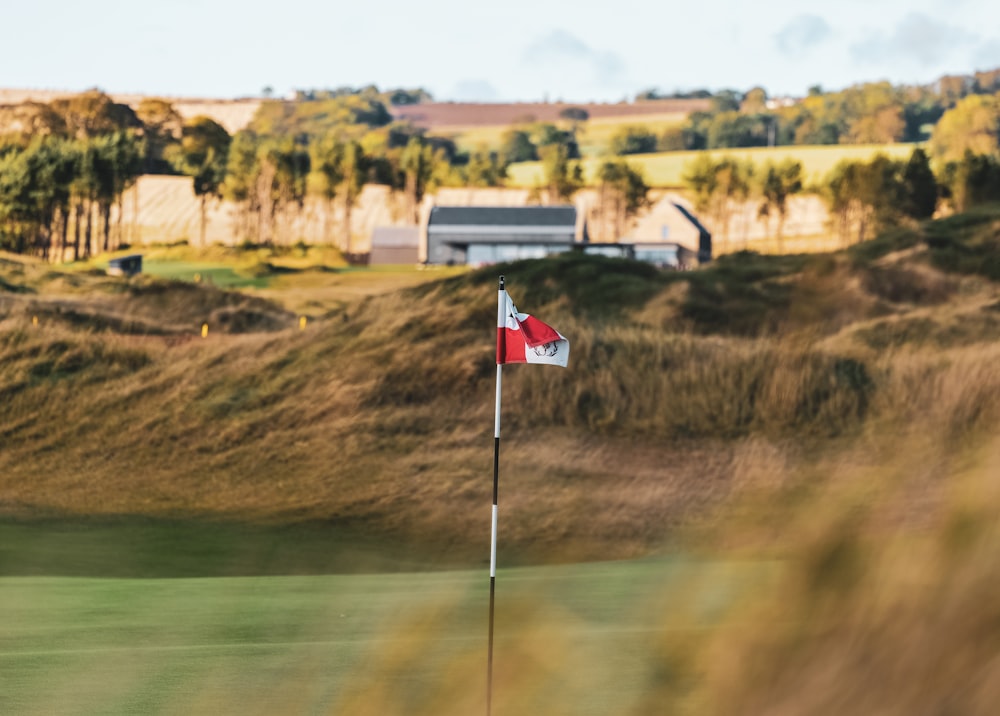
<box><xmin>520</xmin><ymin>30</ymin><xmax>625</xmax><ymax>87</ymax></box>
<box><xmin>851</xmin><ymin>12</ymin><xmax>976</xmax><ymax>67</ymax></box>
<box><xmin>775</xmin><ymin>15</ymin><xmax>833</xmax><ymax>56</ymax></box>
<box><xmin>973</xmin><ymin>38</ymin><xmax>1000</xmax><ymax>69</ymax></box>
<box><xmin>450</xmin><ymin>79</ymin><xmax>499</xmax><ymax>102</ymax></box>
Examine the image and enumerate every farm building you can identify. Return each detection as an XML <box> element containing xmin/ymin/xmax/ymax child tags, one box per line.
<box><xmin>106</xmin><ymin>254</ymin><xmax>142</xmax><ymax>277</ymax></box>
<box><xmin>581</xmin><ymin>242</ymin><xmax>700</xmax><ymax>269</ymax></box>
<box><xmin>370</xmin><ymin>226</ymin><xmax>420</xmax><ymax>265</ymax></box>
<box><xmin>624</xmin><ymin>195</ymin><xmax>712</xmax><ymax>265</ymax></box>
<box><xmin>424</xmin><ymin>206</ymin><xmax>579</xmax><ymax>266</ymax></box>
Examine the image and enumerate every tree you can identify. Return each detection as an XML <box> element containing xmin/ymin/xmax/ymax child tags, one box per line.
<box><xmin>222</xmin><ymin>130</ymin><xmax>262</xmax><ymax>243</ymax></box>
<box><xmin>168</xmin><ymin>117</ymin><xmax>231</xmax><ymax>246</ymax></box>
<box><xmin>49</xmin><ymin>90</ymin><xmax>140</xmax><ymax>139</ymax></box>
<box><xmin>823</xmin><ymin>155</ymin><xmax>907</xmax><ymax>244</ymax></box>
<box><xmin>596</xmin><ymin>158</ymin><xmax>650</xmax><ymax>239</ymax></box>
<box><xmin>707</xmin><ymin>112</ymin><xmax>770</xmax><ymax>148</ymax></box>
<box><xmin>0</xmin><ymin>102</ymin><xmax>66</xmax><ymax>145</ymax></box>
<box><xmin>558</xmin><ymin>107</ymin><xmax>589</xmax><ymax>122</ymax></box>
<box><xmin>609</xmin><ymin>126</ymin><xmax>658</xmax><ymax>155</ymax></box>
<box><xmin>500</xmin><ymin>129</ymin><xmax>537</xmax><ymax>163</ymax></box>
<box><xmin>538</xmin><ymin>144</ymin><xmax>583</xmax><ymax>202</ymax></box>
<box><xmin>339</xmin><ymin>141</ymin><xmax>367</xmax><ymax>254</ymax></box>
<box><xmin>741</xmin><ymin>87</ymin><xmax>768</xmax><ymax>114</ymax></box>
<box><xmin>464</xmin><ymin>150</ymin><xmax>507</xmax><ymax>187</ymax></box>
<box><xmin>92</xmin><ymin>131</ymin><xmax>142</xmax><ymax>252</ymax></box>
<box><xmin>757</xmin><ymin>159</ymin><xmax>803</xmax><ymax>251</ymax></box>
<box><xmin>683</xmin><ymin>155</ymin><xmax>754</xmax><ymax>247</ymax></box>
<box><xmin>929</xmin><ymin>94</ymin><xmax>1000</xmax><ymax>162</ymax></box>
<box><xmin>308</xmin><ymin>135</ymin><xmax>345</xmax><ymax>243</ymax></box>
<box><xmin>135</xmin><ymin>99</ymin><xmax>183</xmax><ymax>174</ymax></box>
<box><xmin>711</xmin><ymin>90</ymin><xmax>743</xmax><ymax>113</ymax></box>
<box><xmin>845</xmin><ymin>105</ymin><xmax>905</xmax><ymax>144</ymax></box>
<box><xmin>940</xmin><ymin>152</ymin><xmax>1000</xmax><ymax>212</ymax></box>
<box><xmin>400</xmin><ymin>137</ymin><xmax>438</xmax><ymax>223</ymax></box>
<box><xmin>900</xmin><ymin>148</ymin><xmax>938</xmax><ymax>220</ymax></box>
<box><xmin>533</xmin><ymin>123</ymin><xmax>580</xmax><ymax>159</ymax></box>
<box><xmin>559</xmin><ymin>107</ymin><xmax>589</xmax><ymax>139</ymax></box>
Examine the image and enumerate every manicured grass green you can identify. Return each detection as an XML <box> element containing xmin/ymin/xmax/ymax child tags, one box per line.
<box><xmin>140</xmin><ymin>260</ymin><xmax>272</xmax><ymax>289</ymax></box>
<box><xmin>0</xmin><ymin>557</ymin><xmax>776</xmax><ymax>716</ymax></box>
<box><xmin>507</xmin><ymin>143</ymin><xmax>920</xmax><ymax>188</ymax></box>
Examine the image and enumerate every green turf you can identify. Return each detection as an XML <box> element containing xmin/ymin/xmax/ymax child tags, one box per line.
<box><xmin>0</xmin><ymin>558</ymin><xmax>778</xmax><ymax>715</ymax></box>
<box><xmin>138</xmin><ymin>261</ymin><xmax>271</xmax><ymax>289</ymax></box>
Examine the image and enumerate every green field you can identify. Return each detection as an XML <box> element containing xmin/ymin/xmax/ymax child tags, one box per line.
<box><xmin>507</xmin><ymin>143</ymin><xmax>920</xmax><ymax>188</ymax></box>
<box><xmin>430</xmin><ymin>113</ymin><xmax>688</xmax><ymax>158</ymax></box>
<box><xmin>0</xmin><ymin>549</ymin><xmax>776</xmax><ymax>716</ymax></box>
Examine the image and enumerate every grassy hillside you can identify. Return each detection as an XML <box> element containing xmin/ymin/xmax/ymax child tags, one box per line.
<box><xmin>3</xmin><ymin>207</ymin><xmax>1000</xmax><ymax>712</ymax></box>
<box><xmin>3</xmin><ymin>209</ymin><xmax>999</xmax><ymax>558</ymax></box>
<box><xmin>508</xmin><ymin>142</ymin><xmax>919</xmax><ymax>188</ymax></box>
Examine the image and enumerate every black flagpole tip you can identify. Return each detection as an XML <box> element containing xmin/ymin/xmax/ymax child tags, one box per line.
<box><xmin>499</xmin><ymin>275</ymin><xmax>505</xmax><ymax>289</ymax></box>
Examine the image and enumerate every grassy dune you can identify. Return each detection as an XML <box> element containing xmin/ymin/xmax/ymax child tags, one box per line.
<box><xmin>2</xmin><ymin>206</ymin><xmax>1000</xmax><ymax>712</ymax></box>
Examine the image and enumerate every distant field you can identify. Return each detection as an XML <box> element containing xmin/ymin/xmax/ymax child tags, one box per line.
<box><xmin>0</xmin><ymin>552</ymin><xmax>776</xmax><ymax>716</ymax></box>
<box><xmin>391</xmin><ymin>99</ymin><xmax>708</xmax><ymax>128</ymax></box>
<box><xmin>430</xmin><ymin>112</ymin><xmax>688</xmax><ymax>158</ymax></box>
<box><xmin>507</xmin><ymin>143</ymin><xmax>921</xmax><ymax>188</ymax></box>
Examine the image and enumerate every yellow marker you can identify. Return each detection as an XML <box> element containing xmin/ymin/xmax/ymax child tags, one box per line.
<box><xmin>299</xmin><ymin>316</ymin><xmax>307</xmax><ymax>330</ymax></box>
<box><xmin>201</xmin><ymin>323</ymin><xmax>209</xmax><ymax>338</ymax></box>
<box><xmin>32</xmin><ymin>316</ymin><xmax>38</xmax><ymax>326</ymax></box>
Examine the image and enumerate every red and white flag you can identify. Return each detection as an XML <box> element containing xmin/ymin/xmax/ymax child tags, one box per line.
<box><xmin>496</xmin><ymin>290</ymin><xmax>569</xmax><ymax>367</ymax></box>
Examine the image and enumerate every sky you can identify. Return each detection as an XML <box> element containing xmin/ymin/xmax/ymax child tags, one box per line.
<box><xmin>2</xmin><ymin>0</ymin><xmax>999</xmax><ymax>102</ymax></box>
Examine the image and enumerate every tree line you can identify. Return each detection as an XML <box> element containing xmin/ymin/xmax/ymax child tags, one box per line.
<box><xmin>612</xmin><ymin>68</ymin><xmax>1000</xmax><ymax>154</ymax></box>
<box><xmin>5</xmin><ymin>79</ymin><xmax>999</xmax><ymax>259</ymax></box>
<box><xmin>1</xmin><ymin>88</ymin><xmax>643</xmax><ymax>255</ymax></box>
<box><xmin>683</xmin><ymin>147</ymin><xmax>1000</xmax><ymax>249</ymax></box>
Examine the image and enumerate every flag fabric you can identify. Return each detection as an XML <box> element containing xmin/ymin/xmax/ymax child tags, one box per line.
<box><xmin>496</xmin><ymin>290</ymin><xmax>569</xmax><ymax>367</ymax></box>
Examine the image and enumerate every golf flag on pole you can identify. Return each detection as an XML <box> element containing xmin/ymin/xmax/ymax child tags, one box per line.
<box><xmin>488</xmin><ymin>277</ymin><xmax>568</xmax><ymax>716</ymax></box>
<box><xmin>496</xmin><ymin>290</ymin><xmax>570</xmax><ymax>367</ymax></box>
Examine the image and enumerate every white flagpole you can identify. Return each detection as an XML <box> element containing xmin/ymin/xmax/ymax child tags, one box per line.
<box><xmin>488</xmin><ymin>275</ymin><xmax>505</xmax><ymax>716</ymax></box>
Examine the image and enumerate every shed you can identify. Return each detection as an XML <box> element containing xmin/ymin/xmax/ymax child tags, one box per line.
<box><xmin>107</xmin><ymin>254</ymin><xmax>142</xmax><ymax>277</ymax></box>
<box><xmin>370</xmin><ymin>226</ymin><xmax>420</xmax><ymax>265</ymax></box>
<box><xmin>425</xmin><ymin>206</ymin><xmax>577</xmax><ymax>266</ymax></box>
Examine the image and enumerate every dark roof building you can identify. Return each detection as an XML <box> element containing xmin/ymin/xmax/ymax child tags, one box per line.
<box><xmin>370</xmin><ymin>226</ymin><xmax>420</xmax><ymax>265</ymax></box>
<box><xmin>107</xmin><ymin>254</ymin><xmax>142</xmax><ymax>277</ymax></box>
<box><xmin>581</xmin><ymin>242</ymin><xmax>699</xmax><ymax>269</ymax></box>
<box><xmin>425</xmin><ymin>206</ymin><xmax>578</xmax><ymax>266</ymax></box>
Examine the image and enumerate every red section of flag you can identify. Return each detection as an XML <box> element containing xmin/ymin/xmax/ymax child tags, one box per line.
<box><xmin>517</xmin><ymin>314</ymin><xmax>561</xmax><ymax>347</ymax></box>
<box><xmin>497</xmin><ymin>327</ymin><xmax>525</xmax><ymax>364</ymax></box>
<box><xmin>496</xmin><ymin>291</ymin><xmax>568</xmax><ymax>366</ymax></box>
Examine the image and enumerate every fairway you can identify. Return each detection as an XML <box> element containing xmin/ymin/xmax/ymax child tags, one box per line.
<box><xmin>0</xmin><ymin>559</ymin><xmax>777</xmax><ymax>716</ymax></box>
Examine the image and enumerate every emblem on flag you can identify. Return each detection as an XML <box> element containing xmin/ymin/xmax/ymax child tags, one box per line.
<box><xmin>496</xmin><ymin>289</ymin><xmax>570</xmax><ymax>367</ymax></box>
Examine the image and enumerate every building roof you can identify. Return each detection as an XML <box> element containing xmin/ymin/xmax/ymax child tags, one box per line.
<box><xmin>671</xmin><ymin>202</ymin><xmax>711</xmax><ymax>237</ymax></box>
<box><xmin>428</xmin><ymin>206</ymin><xmax>576</xmax><ymax>228</ymax></box>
